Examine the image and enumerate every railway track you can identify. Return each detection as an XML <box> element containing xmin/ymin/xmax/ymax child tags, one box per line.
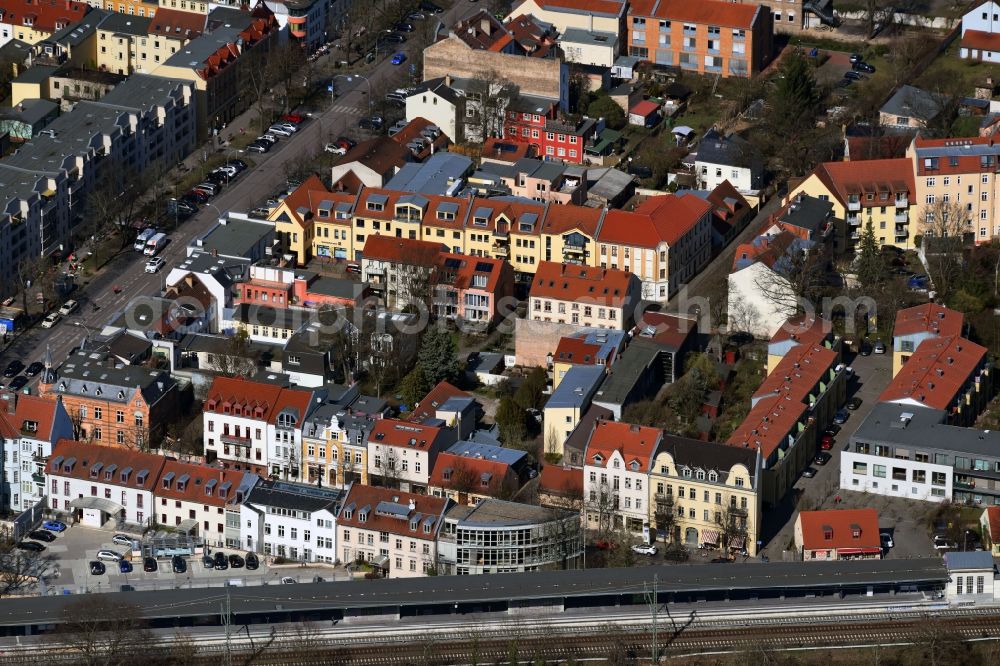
<box><xmin>3</xmin><ymin>610</ymin><xmax>999</xmax><ymax>665</ymax></box>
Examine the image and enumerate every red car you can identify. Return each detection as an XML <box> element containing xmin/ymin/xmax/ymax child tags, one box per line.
<box><xmin>281</xmin><ymin>113</ymin><xmax>305</xmax><ymax>124</ymax></box>
<box><xmin>821</xmin><ymin>435</ymin><xmax>834</xmax><ymax>450</ymax></box>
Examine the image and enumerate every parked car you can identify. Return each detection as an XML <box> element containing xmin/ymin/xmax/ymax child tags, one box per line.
<box><xmin>89</xmin><ymin>561</ymin><xmax>106</xmax><ymax>575</ymax></box>
<box><xmin>324</xmin><ymin>143</ymin><xmax>347</xmax><ymax>155</ymax></box>
<box><xmin>391</xmin><ymin>52</ymin><xmax>407</xmax><ymax>65</ymax></box>
<box><xmin>849</xmin><ymin>53</ymin><xmax>863</xmax><ymax>63</ymax></box>
<box><xmin>267</xmin><ymin>125</ymin><xmax>294</xmax><ymax>137</ymax></box>
<box><xmin>172</xmin><ymin>555</ymin><xmax>187</xmax><ymax>573</ymax></box>
<box><xmin>335</xmin><ymin>136</ymin><xmax>355</xmax><ymax>149</ymax></box>
<box><xmin>16</xmin><ymin>541</ymin><xmax>45</xmax><ymax>552</ymax></box>
<box><xmin>630</xmin><ymin>544</ymin><xmax>657</xmax><ymax>556</ymax></box>
<box><xmin>933</xmin><ymin>535</ymin><xmax>955</xmax><ymax>550</ymax></box>
<box><xmin>847</xmin><ymin>397</ymin><xmax>863</xmax><ymax>410</ymax></box>
<box><xmin>58</xmin><ymin>299</ymin><xmax>79</xmax><ymax>316</ymax></box>
<box><xmin>228</xmin><ymin>554</ymin><xmax>245</xmax><ymax>568</ymax></box>
<box><xmin>144</xmin><ymin>557</ymin><xmax>158</xmax><ymax>572</ymax></box>
<box><xmin>7</xmin><ymin>376</ymin><xmax>27</xmax><ymax>391</ymax></box>
<box><xmin>394</xmin><ymin>22</ymin><xmax>414</xmax><ymax>32</ymax></box>
<box><xmin>407</xmin><ymin>11</ymin><xmax>427</xmax><ymax>20</ymax></box>
<box><xmin>710</xmin><ymin>557</ymin><xmax>731</xmax><ymax>563</ymax></box>
<box><xmin>247</xmin><ymin>142</ymin><xmax>270</xmax><ymax>154</ymax></box>
<box><xmin>844</xmin><ymin>71</ymin><xmax>865</xmax><ymax>81</ymax></box>
<box><xmin>144</xmin><ymin>257</ymin><xmax>165</xmax><ymax>274</ymax></box>
<box><xmin>27</xmin><ymin>530</ymin><xmax>56</xmax><ymax>542</ymax></box>
<box><xmin>111</xmin><ymin>534</ymin><xmax>133</xmax><ymax>547</ymax></box>
<box><xmin>3</xmin><ymin>360</ymin><xmax>25</xmax><ymax>377</ymax></box>
<box><xmin>119</xmin><ymin>559</ymin><xmax>133</xmax><ymax>574</ymax></box>
<box><xmin>274</xmin><ymin>123</ymin><xmax>299</xmax><ymax>134</ymax></box>
<box><xmin>96</xmin><ymin>549</ymin><xmax>122</xmax><ymax>562</ymax></box>
<box><xmin>802</xmin><ymin>467</ymin><xmax>817</xmax><ymax>478</ymax></box>
<box><xmin>873</xmin><ymin>340</ymin><xmax>886</xmax><ymax>354</ymax></box>
<box><xmin>821</xmin><ymin>435</ymin><xmax>834</xmax><ymax>450</ymax></box>
<box><xmin>379</xmin><ymin>32</ymin><xmax>406</xmax><ymax>44</ymax></box>
<box><xmin>214</xmin><ymin>552</ymin><xmax>228</xmax><ymax>570</ymax></box>
<box><xmin>419</xmin><ymin>1</ymin><xmax>443</xmax><ymax>13</ymax></box>
<box><xmin>281</xmin><ymin>577</ymin><xmax>297</xmax><ymax>584</ymax></box>
<box><xmin>24</xmin><ymin>361</ymin><xmax>44</xmax><ymax>377</ymax></box>
<box><xmin>853</xmin><ymin>61</ymin><xmax>876</xmax><ymax>73</ymax></box>
<box><xmin>184</xmin><ymin>189</ymin><xmax>209</xmax><ymax>204</ymax></box>
<box><xmin>346</xmin><ymin>262</ymin><xmax>362</xmax><ymax>274</ymax></box>
<box><xmin>257</xmin><ymin>134</ymin><xmax>279</xmax><ymax>144</ymax></box>
<box><xmin>880</xmin><ymin>532</ymin><xmax>894</xmax><ymax>549</ymax></box>
<box><xmin>202</xmin><ymin>554</ymin><xmax>215</xmax><ymax>569</ymax></box>
<box><xmin>43</xmin><ymin>520</ymin><xmax>66</xmax><ymax>532</ymax></box>
<box><xmin>358</xmin><ymin>116</ymin><xmax>384</xmax><ymax>130</ymax></box>
<box><xmin>833</xmin><ymin>409</ymin><xmax>849</xmax><ymax>425</ymax></box>
<box><xmin>814</xmin><ymin>452</ymin><xmax>831</xmax><ymax>466</ymax></box>
<box><xmin>225</xmin><ymin>159</ymin><xmax>248</xmax><ymax>170</ymax></box>
<box><xmin>40</xmin><ymin>313</ymin><xmax>60</xmax><ymax>329</ymax></box>
<box><xmin>281</xmin><ymin>113</ymin><xmax>305</xmax><ymax>124</ymax></box>
<box><xmin>245</xmin><ymin>553</ymin><xmax>260</xmax><ymax>570</ymax></box>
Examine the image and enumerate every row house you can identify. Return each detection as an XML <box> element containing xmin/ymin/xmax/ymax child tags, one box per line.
<box><xmin>787</xmin><ymin>157</ymin><xmax>916</xmax><ymax>250</ymax></box>
<box><xmin>550</xmin><ymin>329</ymin><xmax>626</xmax><ymax>390</ymax></box>
<box><xmin>240</xmin><ymin>479</ymin><xmax>343</xmax><ymax>563</ymax></box>
<box><xmin>502</xmin><ymin>110</ymin><xmax>597</xmax><ymax>165</ymax></box>
<box><xmin>433</xmin><ymin>252</ymin><xmax>514</xmax><ymax>328</ymax></box>
<box><xmin>626</xmin><ymin>0</ymin><xmax>773</xmax><ymax>78</ymax></box>
<box><xmin>794</xmin><ymin>508</ymin><xmax>882</xmax><ymax>561</ymax></box>
<box><xmin>367</xmin><ymin>418</ymin><xmax>457</xmax><ymax>493</ymax></box>
<box><xmin>726</xmin><ymin>339</ymin><xmax>846</xmax><ymax>506</ymax></box>
<box><xmin>202</xmin><ymin>375</ymin><xmax>316</xmax><ymax>479</ymax></box>
<box><xmin>906</xmin><ymin>135</ymin><xmax>1000</xmax><ymax>244</ymax></box>
<box><xmin>95</xmin><ymin>7</ymin><xmax>204</xmax><ymax>75</ymax></box>
<box><xmin>428</xmin><ymin>440</ymin><xmax>528</xmax><ymax>506</ymax></box>
<box><xmin>649</xmin><ymin>433</ymin><xmax>761</xmax><ymax>555</ymax></box>
<box><xmin>891</xmin><ymin>303</ymin><xmax>965</xmax><ymax>378</ymax></box>
<box><xmin>0</xmin><ymin>391</ymin><xmax>73</xmax><ymax>513</ymax></box>
<box><xmin>0</xmin><ymin>73</ymin><xmax>195</xmax><ymax>298</ymax></box>
<box><xmin>583</xmin><ymin>420</ymin><xmax>662</xmax><ymax>533</ymax></box>
<box><xmin>0</xmin><ymin>0</ymin><xmax>90</xmax><ymax>47</ymax></box>
<box><xmin>528</xmin><ymin>261</ymin><xmax>641</xmax><ymax>330</ymax></box>
<box><xmin>235</xmin><ymin>264</ymin><xmax>366</xmax><ymax>312</ymax></box>
<box><xmin>151</xmin><ymin>5</ymin><xmax>278</xmax><ymax>138</ymax></box>
<box><xmin>270</xmin><ymin>174</ymin><xmax>355</xmax><ymax>266</ymax></box>
<box><xmin>154</xmin><ymin>458</ymin><xmax>255</xmax><ymax>547</ymax></box>
<box><xmin>765</xmin><ymin>314</ymin><xmax>839</xmax><ymax>375</ymax></box>
<box><xmin>84</xmin><ymin>0</ymin><xmax>160</xmax><ymax>18</ymax></box>
<box><xmin>509</xmin><ymin>0</ymin><xmax>626</xmax><ymax>38</ymax></box>
<box><xmin>336</xmin><ymin>483</ymin><xmax>450</xmax><ymax>578</ymax></box>
<box><xmin>302</xmin><ymin>402</ymin><xmax>377</xmax><ymax>488</ymax></box>
<box><xmin>360</xmin><ymin>233</ymin><xmax>447</xmax><ymax>311</ymax></box>
<box><xmin>38</xmin><ymin>349</ymin><xmax>180</xmax><ymax>449</ymax></box>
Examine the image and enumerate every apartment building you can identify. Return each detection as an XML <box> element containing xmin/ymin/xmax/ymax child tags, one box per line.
<box><xmin>794</xmin><ymin>508</ymin><xmax>882</xmax><ymax>561</ymax></box>
<box><xmin>472</xmin><ymin>158</ymin><xmax>587</xmax><ymax>205</ymax></box>
<box><xmin>906</xmin><ymin>135</ymin><xmax>1000</xmax><ymax>243</ymax></box>
<box><xmin>367</xmin><ymin>418</ymin><xmax>456</xmax><ymax>493</ymax></box>
<box><xmin>0</xmin><ymin>0</ymin><xmax>90</xmax><ymax>47</ymax></box>
<box><xmin>727</xmin><ymin>339</ymin><xmax>846</xmax><ymax>506</ymax></box>
<box><xmin>648</xmin><ymin>432</ymin><xmax>761</xmax><ymax>555</ymax></box>
<box><xmin>508</xmin><ymin>0</ymin><xmax>626</xmax><ymax>37</ymax></box>
<box><xmin>583</xmin><ymin>420</ymin><xmax>662</xmax><ymax>534</ymax></box>
<box><xmin>38</xmin><ymin>349</ymin><xmax>180</xmax><ymax>449</ymax></box>
<box><xmin>268</xmin><ymin>174</ymin><xmax>333</xmax><ymax>266</ymax></box>
<box><xmin>551</xmin><ymin>329</ymin><xmax>626</xmax><ymax>389</ymax></box>
<box><xmin>787</xmin><ymin>157</ymin><xmax>916</xmax><ymax>250</ymax></box>
<box><xmin>336</xmin><ymin>484</ymin><xmax>450</xmax><ymax>578</ymax></box>
<box><xmin>433</xmin><ymin>253</ymin><xmax>514</xmax><ymax>328</ymax></box>
<box><xmin>279</xmin><ymin>0</ymin><xmax>327</xmax><ymax>51</ymax></box>
<box><xmin>361</xmin><ymin>234</ymin><xmax>446</xmax><ymax>311</ymax></box>
<box><xmin>891</xmin><ymin>303</ymin><xmax>965</xmax><ymax>378</ymax></box>
<box><xmin>695</xmin><ymin>128</ymin><xmax>763</xmax><ymax>198</ymax></box>
<box><xmin>202</xmin><ymin>376</ymin><xmax>316</xmax><ymax>477</ymax></box>
<box><xmin>543</xmin><ymin>365</ymin><xmax>605</xmax><ymax>457</ymax></box>
<box><xmin>528</xmin><ymin>261</ymin><xmax>641</xmax><ymax>330</ymax></box>
<box><xmin>626</xmin><ymin>0</ymin><xmax>773</xmax><ymax>78</ymax></box>
<box><xmin>86</xmin><ymin>0</ymin><xmax>158</xmax><ymax>17</ymax></box>
<box><xmin>95</xmin><ymin>7</ymin><xmax>202</xmax><ymax>75</ymax></box>
<box><xmin>437</xmin><ymin>499</ymin><xmax>584</xmax><ymax>575</ymax></box>
<box><xmin>878</xmin><ymin>334</ymin><xmax>991</xmax><ymax>427</ymax></box>
<box><xmin>155</xmin><ymin>459</ymin><xmax>256</xmax><ymax>547</ymax></box>
<box><xmin>428</xmin><ymin>441</ymin><xmax>527</xmax><ymax>506</ymax></box>
<box><xmin>766</xmin><ymin>314</ymin><xmax>839</xmax><ymax>375</ymax></box>
<box><xmin>152</xmin><ymin>5</ymin><xmax>277</xmax><ymax>138</ymax></box>
<box><xmin>240</xmin><ymin>479</ymin><xmax>343</xmax><ymax>562</ymax></box>
<box><xmin>0</xmin><ymin>391</ymin><xmax>73</xmax><ymax>513</ymax></box>
<box><xmin>46</xmin><ymin>439</ymin><xmax>166</xmax><ymax>527</ymax></box>
<box><xmin>598</xmin><ymin>193</ymin><xmax>713</xmax><ymax>300</ymax></box>
<box><xmin>960</xmin><ymin>1</ymin><xmax>1000</xmax><ymax>61</ymax></box>
<box><xmin>501</xmin><ymin>112</ymin><xmax>597</xmax><ymax>164</ymax></box>
<box><xmin>303</xmin><ymin>404</ymin><xmax>377</xmax><ymax>488</ymax></box>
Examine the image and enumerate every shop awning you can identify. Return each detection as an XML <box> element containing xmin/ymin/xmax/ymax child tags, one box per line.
<box><xmin>701</xmin><ymin>530</ymin><xmax>719</xmax><ymax>545</ymax></box>
<box><xmin>837</xmin><ymin>547</ymin><xmax>881</xmax><ymax>555</ymax></box>
<box><xmin>728</xmin><ymin>535</ymin><xmax>746</xmax><ymax>550</ymax></box>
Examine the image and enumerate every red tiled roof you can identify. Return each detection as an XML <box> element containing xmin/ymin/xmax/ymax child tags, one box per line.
<box><xmin>600</xmin><ymin>193</ymin><xmax>711</xmax><ymax>248</ymax></box>
<box><xmin>504</xmin><ymin>13</ymin><xmax>557</xmax><ymax>56</ymax></box>
<box><xmin>0</xmin><ymin>393</ymin><xmax>60</xmax><ymax>440</ymax></box>
<box><xmin>47</xmin><ymin>439</ymin><xmax>165</xmax><ymax>491</ymax></box>
<box><xmin>893</xmin><ymin>303</ymin><xmax>964</xmax><ymax>339</ymax></box>
<box><xmin>704</xmin><ymin>180</ymin><xmax>751</xmax><ymax>224</ymax></box>
<box><xmin>540</xmin><ymin>204</ymin><xmax>603</xmax><ymax>237</ymax></box>
<box><xmin>631</xmin><ymin>100</ymin><xmax>660</xmax><ymax>117</ymax></box>
<box><xmin>985</xmin><ymin>506</ymin><xmax>1000</xmax><ymax>544</ymax></box>
<box><xmin>148</xmin><ymin>7</ymin><xmax>205</xmax><ymax>38</ymax></box>
<box><xmin>554</xmin><ymin>337</ymin><xmax>603</xmax><ymax>365</ymax></box>
<box><xmin>879</xmin><ymin>335</ymin><xmax>987</xmax><ymax>411</ymax></box>
<box><xmin>635</xmin><ymin>312</ymin><xmax>696</xmax><ymax>351</ymax></box>
<box><xmin>769</xmin><ymin>315</ymin><xmax>833</xmax><ymax>347</ymax></box>
<box><xmin>0</xmin><ymin>0</ymin><xmax>88</xmax><ymax>33</ymax></box>
<box><xmin>428</xmin><ymin>451</ymin><xmax>516</xmax><ymax>493</ymax></box>
<box><xmin>731</xmin><ymin>230</ymin><xmax>796</xmax><ymax>271</ymax></box>
<box><xmin>409</xmin><ymin>381</ymin><xmax>471</xmax><ymax>423</ymax></box>
<box><xmin>530</xmin><ymin>261</ymin><xmax>636</xmax><ymax>307</ymax></box>
<box><xmin>157</xmin><ymin>459</ymin><xmax>253</xmax><ymax>507</ymax></box>
<box><xmin>277</xmin><ymin>174</ymin><xmax>328</xmax><ymax>228</ymax></box>
<box><xmin>337</xmin><ymin>483</ymin><xmax>449</xmax><ymax>537</ymax></box>
<box><xmin>337</xmin><ymin>138</ymin><xmax>410</xmax><ymax>178</ymax></box>
<box><xmin>369</xmin><ymin>418</ymin><xmax>444</xmax><ymax>451</ymax></box>
<box><xmin>362</xmin><ymin>234</ymin><xmax>446</xmax><ymax>266</ymax></box>
<box><xmin>482</xmin><ymin>137</ymin><xmax>533</xmax><ymax>162</ymax></box>
<box><xmin>961</xmin><ymin>29</ymin><xmax>1000</xmax><ymax>53</ymax></box>
<box><xmin>727</xmin><ymin>344</ymin><xmax>837</xmax><ymax>459</ymax></box>
<box><xmin>632</xmin><ymin>0</ymin><xmax>759</xmax><ymax>28</ymax></box>
<box><xmin>539</xmin><ymin>464</ymin><xmax>583</xmax><ymax>497</ymax></box>
<box><xmin>812</xmin><ymin>158</ymin><xmax>914</xmax><ymax>209</ymax></box>
<box><xmin>584</xmin><ymin>420</ymin><xmax>662</xmax><ymax>471</ymax></box>
<box><xmin>437</xmin><ymin>253</ymin><xmax>508</xmax><ymax>293</ymax></box>
<box><xmin>846</xmin><ymin>135</ymin><xmax>911</xmax><ymax>161</ymax></box>
<box><xmin>391</xmin><ymin>117</ymin><xmax>452</xmax><ymax>156</ymax></box>
<box><xmin>911</xmin><ymin>136</ymin><xmax>1000</xmax><ymax>176</ymax></box>
<box><xmin>203</xmin><ymin>376</ymin><xmax>313</xmax><ymax>426</ymax></box>
<box><xmin>798</xmin><ymin>508</ymin><xmax>881</xmax><ymax>552</ymax></box>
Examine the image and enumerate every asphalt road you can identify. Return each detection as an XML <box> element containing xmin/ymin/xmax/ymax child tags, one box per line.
<box><xmin>0</xmin><ymin>3</ymin><xmax>476</xmax><ymax>387</ymax></box>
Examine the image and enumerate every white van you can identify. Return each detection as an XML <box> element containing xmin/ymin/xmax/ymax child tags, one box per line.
<box><xmin>144</xmin><ymin>232</ymin><xmax>167</xmax><ymax>256</ymax></box>
<box><xmin>134</xmin><ymin>228</ymin><xmax>155</xmax><ymax>252</ymax></box>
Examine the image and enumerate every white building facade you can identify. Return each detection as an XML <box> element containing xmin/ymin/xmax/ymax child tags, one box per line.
<box><xmin>240</xmin><ymin>480</ymin><xmax>342</xmax><ymax>563</ymax></box>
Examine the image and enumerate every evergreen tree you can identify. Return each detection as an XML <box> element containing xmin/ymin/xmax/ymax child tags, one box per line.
<box><xmin>495</xmin><ymin>397</ymin><xmax>527</xmax><ymax>447</ymax></box>
<box><xmin>514</xmin><ymin>367</ymin><xmax>547</xmax><ymax>411</ymax></box>
<box><xmin>398</xmin><ymin>367</ymin><xmax>432</xmax><ymax>409</ymax></box>
<box><xmin>416</xmin><ymin>327</ymin><xmax>459</xmax><ymax>386</ymax></box>
<box><xmin>855</xmin><ymin>219</ymin><xmax>886</xmax><ymax>295</ymax></box>
<box><xmin>772</xmin><ymin>51</ymin><xmax>821</xmax><ymax>130</ymax></box>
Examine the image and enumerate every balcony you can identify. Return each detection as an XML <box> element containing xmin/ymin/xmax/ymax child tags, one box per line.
<box><xmin>895</xmin><ymin>197</ymin><xmax>908</xmax><ymax>208</ymax></box>
<box><xmin>492</xmin><ymin>242</ymin><xmax>509</xmax><ymax>256</ymax></box>
<box><xmin>847</xmin><ymin>200</ymin><xmax>861</xmax><ymax>212</ymax></box>
<box><xmin>895</xmin><ymin>212</ymin><xmax>908</xmax><ymax>224</ymax></box>
<box><xmin>220</xmin><ymin>433</ymin><xmax>251</xmax><ymax>447</ymax></box>
<box><xmin>954</xmin><ymin>479</ymin><xmax>975</xmax><ymax>490</ymax></box>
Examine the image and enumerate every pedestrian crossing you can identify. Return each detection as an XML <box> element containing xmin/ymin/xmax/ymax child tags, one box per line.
<box><xmin>328</xmin><ymin>103</ymin><xmax>360</xmax><ymax>116</ymax></box>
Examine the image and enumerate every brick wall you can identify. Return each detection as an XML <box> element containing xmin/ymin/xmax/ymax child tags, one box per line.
<box><xmin>422</xmin><ymin>36</ymin><xmax>562</xmax><ymax>100</ymax></box>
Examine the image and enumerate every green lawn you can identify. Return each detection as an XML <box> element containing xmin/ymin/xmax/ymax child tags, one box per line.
<box><xmin>921</xmin><ymin>38</ymin><xmax>1000</xmax><ymax>93</ymax></box>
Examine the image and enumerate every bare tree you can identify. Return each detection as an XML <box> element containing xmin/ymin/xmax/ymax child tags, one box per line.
<box><xmin>267</xmin><ymin>43</ymin><xmax>308</xmax><ymax>113</ymax></box>
<box><xmin>0</xmin><ymin>539</ymin><xmax>47</xmax><ymax>598</ymax></box>
<box><xmin>16</xmin><ymin>253</ymin><xmax>51</xmax><ymax>316</ymax></box>
<box><xmin>920</xmin><ymin>198</ymin><xmax>969</xmax><ymax>297</ymax></box>
<box><xmin>715</xmin><ymin>500</ymin><xmax>751</xmax><ymax>558</ymax></box>
<box><xmin>56</xmin><ymin>597</ymin><xmax>156</xmax><ymax>666</ymax></box>
<box><xmin>214</xmin><ymin>327</ymin><xmax>260</xmax><ymax>378</ymax></box>
<box><xmin>863</xmin><ymin>0</ymin><xmax>895</xmax><ymax>38</ymax></box>
<box><xmin>465</xmin><ymin>69</ymin><xmax>519</xmax><ymax>144</ymax></box>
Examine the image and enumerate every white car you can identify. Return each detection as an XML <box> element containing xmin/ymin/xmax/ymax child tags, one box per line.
<box><xmin>268</xmin><ymin>125</ymin><xmax>294</xmax><ymax>137</ymax></box>
<box><xmin>96</xmin><ymin>549</ymin><xmax>122</xmax><ymax>562</ymax></box>
<box><xmin>58</xmin><ymin>299</ymin><xmax>79</xmax><ymax>316</ymax></box>
<box><xmin>631</xmin><ymin>544</ymin><xmax>658</xmax><ymax>556</ymax></box>
<box><xmin>275</xmin><ymin>123</ymin><xmax>299</xmax><ymax>133</ymax></box>
<box><xmin>324</xmin><ymin>143</ymin><xmax>347</xmax><ymax>155</ymax></box>
<box><xmin>145</xmin><ymin>257</ymin><xmax>165</xmax><ymax>273</ymax></box>
<box><xmin>281</xmin><ymin>576</ymin><xmax>297</xmax><ymax>584</ymax></box>
<box><xmin>111</xmin><ymin>534</ymin><xmax>133</xmax><ymax>547</ymax></box>
<box><xmin>40</xmin><ymin>312</ymin><xmax>60</xmax><ymax>328</ymax></box>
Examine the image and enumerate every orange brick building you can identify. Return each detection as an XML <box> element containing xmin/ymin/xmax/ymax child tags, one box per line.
<box><xmin>626</xmin><ymin>0</ymin><xmax>773</xmax><ymax>78</ymax></box>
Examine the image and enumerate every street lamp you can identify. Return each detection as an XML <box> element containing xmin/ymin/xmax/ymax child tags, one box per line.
<box><xmin>204</xmin><ymin>202</ymin><xmax>224</xmax><ymax>222</ymax></box>
<box><xmin>73</xmin><ymin>320</ymin><xmax>95</xmax><ymax>345</ymax></box>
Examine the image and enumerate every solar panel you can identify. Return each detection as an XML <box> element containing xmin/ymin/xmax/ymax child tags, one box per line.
<box><xmin>444</xmin><ymin>257</ymin><xmax>463</xmax><ymax>269</ymax></box>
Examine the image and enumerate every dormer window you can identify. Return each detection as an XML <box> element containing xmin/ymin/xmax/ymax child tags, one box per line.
<box><xmin>708</xmin><ymin>471</ymin><xmax>718</xmax><ymax>482</ymax></box>
<box><xmin>592</xmin><ymin>454</ymin><xmax>603</xmax><ymax>465</ymax></box>
<box><xmin>851</xmin><ymin>524</ymin><xmax>861</xmax><ymax>538</ymax></box>
<box><xmin>177</xmin><ymin>474</ymin><xmax>189</xmax><ymax>492</ymax></box>
<box><xmin>358</xmin><ymin>510</ymin><xmax>368</xmax><ymax>523</ymax></box>
<box><xmin>612</xmin><ymin>459</ymin><xmax>620</xmax><ymax>469</ymax></box>
<box><xmin>118</xmin><ymin>391</ymin><xmax>125</xmax><ymax>400</ymax></box>
<box><xmin>206</xmin><ymin>399</ymin><xmax>218</xmax><ymax>411</ymax></box>
<box><xmin>473</xmin><ymin>216</ymin><xmax>487</xmax><ymax>227</ymax></box>
<box><xmin>344</xmin><ymin>509</ymin><xmax>354</xmax><ymax>520</ymax></box>
<box><xmin>366</xmin><ymin>202</ymin><xmax>383</xmax><ymax>212</ymax></box>
<box><xmin>696</xmin><ymin>470</ymin><xmax>705</xmax><ymax>480</ymax></box>
<box><xmin>136</xmin><ymin>471</ymin><xmax>148</xmax><ymax>485</ymax></box>
<box><xmin>823</xmin><ymin>525</ymin><xmax>833</xmax><ymax>540</ymax></box>
<box><xmin>162</xmin><ymin>472</ymin><xmax>175</xmax><ymax>489</ymax></box>
<box><xmin>630</xmin><ymin>461</ymin><xmax>639</xmax><ymax>471</ymax></box>
<box><xmin>437</xmin><ymin>210</ymin><xmax>455</xmax><ymax>221</ymax></box>
<box><xmin>682</xmin><ymin>469</ymin><xmax>692</xmax><ymax>478</ymax></box>
<box><xmin>423</xmin><ymin>522</ymin><xmax>431</xmax><ymax>534</ymax></box>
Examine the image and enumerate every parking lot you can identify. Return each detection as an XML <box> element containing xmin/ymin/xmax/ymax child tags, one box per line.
<box><xmin>28</xmin><ymin>524</ymin><xmax>347</xmax><ymax>594</ymax></box>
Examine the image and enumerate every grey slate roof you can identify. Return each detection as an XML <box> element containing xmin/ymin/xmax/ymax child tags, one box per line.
<box><xmin>445</xmin><ymin>498</ymin><xmax>574</xmax><ymax>527</ymax></box>
<box><xmin>54</xmin><ymin>353</ymin><xmax>176</xmax><ymax>406</ymax></box>
<box><xmin>881</xmin><ymin>85</ymin><xmax>943</xmax><ymax>122</ymax></box>
<box><xmin>660</xmin><ymin>432</ymin><xmax>759</xmax><ymax>487</ymax></box>
<box><xmin>47</xmin><ymin>9</ymin><xmax>111</xmax><ymax>46</ymax></box>
<box><xmin>850</xmin><ymin>402</ymin><xmax>1000</xmax><ymax>457</ymax></box>
<box><xmin>13</xmin><ymin>65</ymin><xmax>59</xmax><ymax>85</ymax></box>
<box><xmin>546</xmin><ymin>365</ymin><xmax>605</xmax><ymax>409</ymax></box>
<box><xmin>0</xmin><ymin>99</ymin><xmax>58</xmax><ymax>125</ymax></box>
<box><xmin>97</xmin><ymin>12</ymin><xmax>151</xmax><ymax>36</ymax></box>
<box><xmin>244</xmin><ymin>479</ymin><xmax>344</xmax><ymax>513</ymax></box>
<box><xmin>695</xmin><ymin>128</ymin><xmax>761</xmax><ymax>171</ymax></box>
